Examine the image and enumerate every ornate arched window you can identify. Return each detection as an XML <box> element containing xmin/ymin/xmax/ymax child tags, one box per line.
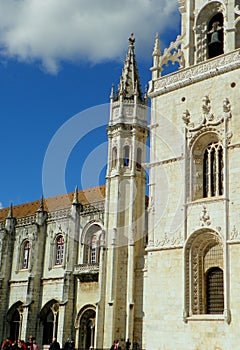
<box><xmin>83</xmin><ymin>224</ymin><xmax>102</xmax><ymax>264</ymax></box>
<box><xmin>185</xmin><ymin>230</ymin><xmax>224</xmax><ymax>316</ymax></box>
<box><xmin>191</xmin><ymin>133</ymin><xmax>223</xmax><ymax>200</ymax></box>
<box><xmin>55</xmin><ymin>235</ymin><xmax>64</xmax><ymax>265</ymax></box>
<box><xmin>195</xmin><ymin>3</ymin><xmax>224</xmax><ymax>63</ymax></box>
<box><xmin>22</xmin><ymin>241</ymin><xmax>30</xmax><ymax>269</ymax></box>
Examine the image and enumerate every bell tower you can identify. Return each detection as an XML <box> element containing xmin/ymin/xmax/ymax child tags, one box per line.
<box><xmin>145</xmin><ymin>0</ymin><xmax>240</xmax><ymax>349</ymax></box>
<box><xmin>102</xmin><ymin>34</ymin><xmax>148</xmax><ymax>348</ymax></box>
<box><xmin>179</xmin><ymin>0</ymin><xmax>238</xmax><ymax>66</ymax></box>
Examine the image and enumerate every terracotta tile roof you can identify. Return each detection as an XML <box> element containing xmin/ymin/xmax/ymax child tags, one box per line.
<box><xmin>0</xmin><ymin>185</ymin><xmax>105</xmax><ymax>222</ymax></box>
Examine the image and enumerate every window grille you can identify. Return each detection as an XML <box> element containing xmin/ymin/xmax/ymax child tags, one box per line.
<box><xmin>206</xmin><ymin>267</ymin><xmax>224</xmax><ymax>314</ymax></box>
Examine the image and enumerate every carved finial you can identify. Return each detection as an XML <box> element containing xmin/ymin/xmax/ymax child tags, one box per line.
<box><xmin>200</xmin><ymin>205</ymin><xmax>211</xmax><ymax>226</ymax></box>
<box><xmin>152</xmin><ymin>33</ymin><xmax>161</xmax><ymax>56</ymax></box>
<box><xmin>119</xmin><ymin>76</ymin><xmax>124</xmax><ymax>95</ymax></box>
<box><xmin>182</xmin><ymin>109</ymin><xmax>191</xmax><ymax>125</ymax></box>
<box><xmin>72</xmin><ymin>186</ymin><xmax>79</xmax><ymax>205</ymax></box>
<box><xmin>110</xmin><ymin>84</ymin><xmax>115</xmax><ymax>100</ymax></box>
<box><xmin>202</xmin><ymin>96</ymin><xmax>211</xmax><ymax>114</ymax></box>
<box><xmin>223</xmin><ymin>98</ymin><xmax>231</xmax><ymax>113</ymax></box>
<box><xmin>128</xmin><ymin>33</ymin><xmax>135</xmax><ymax>46</ymax></box>
<box><xmin>37</xmin><ymin>195</ymin><xmax>44</xmax><ymax>212</ymax></box>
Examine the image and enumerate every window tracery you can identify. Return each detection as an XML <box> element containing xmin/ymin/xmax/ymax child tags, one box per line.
<box><xmin>55</xmin><ymin>235</ymin><xmax>64</xmax><ymax>265</ymax></box>
<box><xmin>83</xmin><ymin>224</ymin><xmax>102</xmax><ymax>265</ymax></box>
<box><xmin>203</xmin><ymin>142</ymin><xmax>223</xmax><ymax>198</ymax></box>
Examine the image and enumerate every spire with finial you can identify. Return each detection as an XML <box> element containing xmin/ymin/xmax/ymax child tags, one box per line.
<box><xmin>37</xmin><ymin>195</ymin><xmax>44</xmax><ymax>212</ymax></box>
<box><xmin>5</xmin><ymin>202</ymin><xmax>16</xmax><ymax>232</ymax></box>
<box><xmin>7</xmin><ymin>203</ymin><xmax>13</xmax><ymax>218</ymax></box>
<box><xmin>36</xmin><ymin>195</ymin><xmax>47</xmax><ymax>225</ymax></box>
<box><xmin>151</xmin><ymin>33</ymin><xmax>162</xmax><ymax>79</ymax></box>
<box><xmin>116</xmin><ymin>33</ymin><xmax>144</xmax><ymax>102</ymax></box>
<box><xmin>72</xmin><ymin>186</ymin><xmax>79</xmax><ymax>205</ymax></box>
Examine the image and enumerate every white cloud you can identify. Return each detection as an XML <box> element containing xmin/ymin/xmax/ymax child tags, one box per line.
<box><xmin>0</xmin><ymin>202</ymin><xmax>2</xmax><ymax>209</ymax></box>
<box><xmin>0</xmin><ymin>0</ymin><xmax>179</xmax><ymax>74</ymax></box>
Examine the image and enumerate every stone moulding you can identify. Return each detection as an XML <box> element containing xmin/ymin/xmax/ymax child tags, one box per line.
<box><xmin>149</xmin><ymin>49</ymin><xmax>240</xmax><ymax>97</ymax></box>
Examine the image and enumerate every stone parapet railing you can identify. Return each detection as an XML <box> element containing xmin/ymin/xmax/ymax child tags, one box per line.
<box><xmin>149</xmin><ymin>49</ymin><xmax>240</xmax><ymax>97</ymax></box>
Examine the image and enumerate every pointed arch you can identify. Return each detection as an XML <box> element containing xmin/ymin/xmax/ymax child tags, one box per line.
<box><xmin>184</xmin><ymin>229</ymin><xmax>224</xmax><ymax>317</ymax></box>
<box><xmin>39</xmin><ymin>300</ymin><xmax>60</xmax><ymax>345</ymax></box>
<box><xmin>55</xmin><ymin>234</ymin><xmax>65</xmax><ymax>265</ymax></box>
<box><xmin>75</xmin><ymin>305</ymin><xmax>96</xmax><ymax>350</ymax></box>
<box><xmin>195</xmin><ymin>1</ymin><xmax>225</xmax><ymax>63</ymax></box>
<box><xmin>6</xmin><ymin>301</ymin><xmax>24</xmax><ymax>341</ymax></box>
<box><xmin>81</xmin><ymin>221</ymin><xmax>103</xmax><ymax>264</ymax></box>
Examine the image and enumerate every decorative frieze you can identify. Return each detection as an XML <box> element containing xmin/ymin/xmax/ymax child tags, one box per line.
<box><xmin>153</xmin><ymin>231</ymin><xmax>183</xmax><ymax>249</ymax></box>
<box><xmin>149</xmin><ymin>49</ymin><xmax>240</xmax><ymax>96</ymax></box>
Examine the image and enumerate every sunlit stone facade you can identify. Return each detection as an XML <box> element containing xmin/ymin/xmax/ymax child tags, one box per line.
<box><xmin>1</xmin><ymin>2</ymin><xmax>240</xmax><ymax>349</ymax></box>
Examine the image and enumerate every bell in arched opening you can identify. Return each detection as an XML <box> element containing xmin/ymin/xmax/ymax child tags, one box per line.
<box><xmin>207</xmin><ymin>13</ymin><xmax>224</xmax><ymax>59</ymax></box>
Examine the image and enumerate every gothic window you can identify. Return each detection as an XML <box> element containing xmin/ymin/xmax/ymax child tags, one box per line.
<box><xmin>83</xmin><ymin>224</ymin><xmax>102</xmax><ymax>264</ymax></box>
<box><xmin>191</xmin><ymin>133</ymin><xmax>223</xmax><ymax>201</ymax></box>
<box><xmin>55</xmin><ymin>235</ymin><xmax>64</xmax><ymax>265</ymax></box>
<box><xmin>185</xmin><ymin>231</ymin><xmax>224</xmax><ymax>317</ymax></box>
<box><xmin>123</xmin><ymin>145</ymin><xmax>130</xmax><ymax>167</ymax></box>
<box><xmin>22</xmin><ymin>241</ymin><xmax>30</xmax><ymax>269</ymax></box>
<box><xmin>203</xmin><ymin>142</ymin><xmax>223</xmax><ymax>198</ymax></box>
<box><xmin>136</xmin><ymin>147</ymin><xmax>142</xmax><ymax>169</ymax></box>
<box><xmin>207</xmin><ymin>13</ymin><xmax>224</xmax><ymax>59</ymax></box>
<box><xmin>112</xmin><ymin>146</ymin><xmax>117</xmax><ymax>168</ymax></box>
<box><xmin>90</xmin><ymin>235</ymin><xmax>97</xmax><ymax>263</ymax></box>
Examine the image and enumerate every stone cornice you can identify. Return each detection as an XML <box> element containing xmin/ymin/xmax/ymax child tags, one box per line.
<box><xmin>148</xmin><ymin>49</ymin><xmax>240</xmax><ymax>97</ymax></box>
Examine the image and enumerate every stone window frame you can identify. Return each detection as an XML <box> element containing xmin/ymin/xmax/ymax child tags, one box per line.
<box><xmin>22</xmin><ymin>240</ymin><xmax>30</xmax><ymax>269</ymax></box>
<box><xmin>184</xmin><ymin>229</ymin><xmax>224</xmax><ymax>319</ymax></box>
<box><xmin>48</xmin><ymin>232</ymin><xmax>67</xmax><ymax>270</ymax></box>
<box><xmin>16</xmin><ymin>239</ymin><xmax>31</xmax><ymax>272</ymax></box>
<box><xmin>190</xmin><ymin>131</ymin><xmax>223</xmax><ymax>201</ymax></box>
<box><xmin>81</xmin><ymin>221</ymin><xmax>103</xmax><ymax>265</ymax></box>
<box><xmin>55</xmin><ymin>234</ymin><xmax>65</xmax><ymax>266</ymax></box>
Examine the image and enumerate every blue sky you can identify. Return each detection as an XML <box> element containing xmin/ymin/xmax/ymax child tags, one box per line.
<box><xmin>0</xmin><ymin>0</ymin><xmax>180</xmax><ymax>208</ymax></box>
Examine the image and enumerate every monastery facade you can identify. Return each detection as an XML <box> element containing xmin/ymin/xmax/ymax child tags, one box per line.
<box><xmin>1</xmin><ymin>1</ymin><xmax>240</xmax><ymax>349</ymax></box>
